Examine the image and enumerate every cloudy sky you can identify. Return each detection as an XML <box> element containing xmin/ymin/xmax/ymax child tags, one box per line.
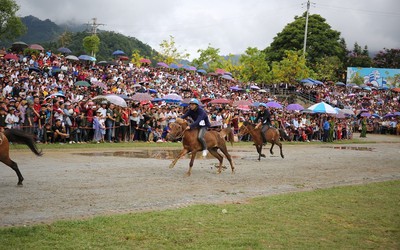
<box><xmin>14</xmin><ymin>0</ymin><xmax>400</xmax><ymax>59</ymax></box>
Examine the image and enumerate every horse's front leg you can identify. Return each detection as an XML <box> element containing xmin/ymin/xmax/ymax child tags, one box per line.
<box><xmin>169</xmin><ymin>148</ymin><xmax>188</xmax><ymax>169</ymax></box>
<box><xmin>186</xmin><ymin>151</ymin><xmax>198</xmax><ymax>176</ymax></box>
<box><xmin>270</xmin><ymin>143</ymin><xmax>275</xmax><ymax>155</ymax></box>
<box><xmin>256</xmin><ymin>145</ymin><xmax>265</xmax><ymax>161</ymax></box>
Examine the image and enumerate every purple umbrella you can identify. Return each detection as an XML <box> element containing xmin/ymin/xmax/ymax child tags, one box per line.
<box><xmin>157</xmin><ymin>62</ymin><xmax>169</xmax><ymax>68</ymax></box>
<box><xmin>286</xmin><ymin>103</ymin><xmax>304</xmax><ymax>111</ymax></box>
<box><xmin>360</xmin><ymin>112</ymin><xmax>371</xmax><ymax>117</ymax></box>
<box><xmin>266</xmin><ymin>101</ymin><xmax>283</xmax><ymax>109</ymax></box>
<box><xmin>230</xmin><ymin>86</ymin><xmax>243</xmax><ymax>91</ymax></box>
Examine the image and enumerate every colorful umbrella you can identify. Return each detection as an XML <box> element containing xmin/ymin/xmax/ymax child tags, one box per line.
<box><xmin>307</xmin><ymin>102</ymin><xmax>337</xmax><ymax>114</ymax></box>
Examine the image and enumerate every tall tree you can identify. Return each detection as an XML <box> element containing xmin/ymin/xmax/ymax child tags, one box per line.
<box><xmin>82</xmin><ymin>35</ymin><xmax>100</xmax><ymax>57</ymax></box>
<box><xmin>373</xmin><ymin>48</ymin><xmax>400</xmax><ymax>68</ymax></box>
<box><xmin>192</xmin><ymin>45</ymin><xmax>223</xmax><ymax>71</ymax></box>
<box><xmin>58</xmin><ymin>31</ymin><xmax>73</xmax><ymax>47</ymax></box>
<box><xmin>346</xmin><ymin>42</ymin><xmax>372</xmax><ymax>67</ymax></box>
<box><xmin>238</xmin><ymin>47</ymin><xmax>271</xmax><ymax>84</ymax></box>
<box><xmin>314</xmin><ymin>56</ymin><xmax>343</xmax><ymax>82</ymax></box>
<box><xmin>263</xmin><ymin>13</ymin><xmax>346</xmax><ymax>66</ymax></box>
<box><xmin>270</xmin><ymin>50</ymin><xmax>311</xmax><ymax>84</ymax></box>
<box><xmin>154</xmin><ymin>35</ymin><xmax>189</xmax><ymax>64</ymax></box>
<box><xmin>0</xmin><ymin>0</ymin><xmax>26</xmax><ymax>41</ymax></box>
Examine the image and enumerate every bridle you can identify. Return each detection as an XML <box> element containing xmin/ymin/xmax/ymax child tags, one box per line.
<box><xmin>169</xmin><ymin>123</ymin><xmax>186</xmax><ymax>141</ymax></box>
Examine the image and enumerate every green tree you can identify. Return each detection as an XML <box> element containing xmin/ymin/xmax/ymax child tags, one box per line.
<box><xmin>238</xmin><ymin>47</ymin><xmax>271</xmax><ymax>84</ymax></box>
<box><xmin>346</xmin><ymin>42</ymin><xmax>372</xmax><ymax>67</ymax></box>
<box><xmin>82</xmin><ymin>35</ymin><xmax>100</xmax><ymax>57</ymax></box>
<box><xmin>314</xmin><ymin>56</ymin><xmax>343</xmax><ymax>82</ymax></box>
<box><xmin>155</xmin><ymin>35</ymin><xmax>189</xmax><ymax>64</ymax></box>
<box><xmin>263</xmin><ymin>13</ymin><xmax>346</xmax><ymax>66</ymax></box>
<box><xmin>58</xmin><ymin>31</ymin><xmax>73</xmax><ymax>47</ymax></box>
<box><xmin>270</xmin><ymin>50</ymin><xmax>311</xmax><ymax>84</ymax></box>
<box><xmin>131</xmin><ymin>49</ymin><xmax>143</xmax><ymax>67</ymax></box>
<box><xmin>192</xmin><ymin>45</ymin><xmax>223</xmax><ymax>72</ymax></box>
<box><xmin>0</xmin><ymin>0</ymin><xmax>26</xmax><ymax>41</ymax></box>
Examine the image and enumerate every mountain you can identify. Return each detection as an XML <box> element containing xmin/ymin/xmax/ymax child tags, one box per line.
<box><xmin>19</xmin><ymin>15</ymin><xmax>63</xmax><ymax>44</ymax></box>
<box><xmin>1</xmin><ymin>16</ymin><xmax>157</xmax><ymax>61</ymax></box>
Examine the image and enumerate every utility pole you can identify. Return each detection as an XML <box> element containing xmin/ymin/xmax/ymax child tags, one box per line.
<box><xmin>85</xmin><ymin>18</ymin><xmax>105</xmax><ymax>57</ymax></box>
<box><xmin>87</xmin><ymin>18</ymin><xmax>105</xmax><ymax>36</ymax></box>
<box><xmin>303</xmin><ymin>0</ymin><xmax>310</xmax><ymax>58</ymax></box>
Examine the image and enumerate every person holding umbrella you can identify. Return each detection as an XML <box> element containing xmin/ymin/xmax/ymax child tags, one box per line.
<box><xmin>255</xmin><ymin>103</ymin><xmax>271</xmax><ymax>145</ymax></box>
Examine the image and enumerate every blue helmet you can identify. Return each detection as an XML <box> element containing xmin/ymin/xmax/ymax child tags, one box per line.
<box><xmin>259</xmin><ymin>103</ymin><xmax>267</xmax><ymax>108</ymax></box>
<box><xmin>189</xmin><ymin>98</ymin><xmax>200</xmax><ymax>105</ymax></box>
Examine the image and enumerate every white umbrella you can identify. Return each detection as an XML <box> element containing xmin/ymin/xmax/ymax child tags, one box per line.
<box><xmin>307</xmin><ymin>102</ymin><xmax>337</xmax><ymax>114</ymax></box>
<box><xmin>93</xmin><ymin>94</ymin><xmax>127</xmax><ymax>107</ymax></box>
<box><xmin>65</xmin><ymin>55</ymin><xmax>79</xmax><ymax>61</ymax></box>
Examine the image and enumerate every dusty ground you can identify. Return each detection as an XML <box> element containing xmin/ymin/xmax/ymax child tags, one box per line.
<box><xmin>1</xmin><ymin>133</ymin><xmax>399</xmax><ymax>227</ymax></box>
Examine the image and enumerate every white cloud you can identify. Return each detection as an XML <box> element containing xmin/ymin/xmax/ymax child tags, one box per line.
<box><xmin>15</xmin><ymin>0</ymin><xmax>400</xmax><ymax>58</ymax></box>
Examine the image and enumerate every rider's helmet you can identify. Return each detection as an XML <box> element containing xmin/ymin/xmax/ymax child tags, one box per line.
<box><xmin>189</xmin><ymin>98</ymin><xmax>200</xmax><ymax>105</ymax></box>
<box><xmin>259</xmin><ymin>102</ymin><xmax>267</xmax><ymax>108</ymax></box>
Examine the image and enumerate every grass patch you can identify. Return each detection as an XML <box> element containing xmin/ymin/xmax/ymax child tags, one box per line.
<box><xmin>1</xmin><ymin>181</ymin><xmax>399</xmax><ymax>249</ymax></box>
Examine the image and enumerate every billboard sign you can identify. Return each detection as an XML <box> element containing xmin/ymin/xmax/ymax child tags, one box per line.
<box><xmin>347</xmin><ymin>67</ymin><xmax>400</xmax><ymax>88</ymax></box>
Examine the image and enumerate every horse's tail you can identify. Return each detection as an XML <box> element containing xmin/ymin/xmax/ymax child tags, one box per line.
<box><xmin>4</xmin><ymin>129</ymin><xmax>43</xmax><ymax>156</ymax></box>
<box><xmin>278</xmin><ymin>128</ymin><xmax>289</xmax><ymax>141</ymax></box>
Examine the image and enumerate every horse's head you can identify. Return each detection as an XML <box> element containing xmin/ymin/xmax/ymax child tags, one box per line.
<box><xmin>167</xmin><ymin>118</ymin><xmax>189</xmax><ymax>141</ymax></box>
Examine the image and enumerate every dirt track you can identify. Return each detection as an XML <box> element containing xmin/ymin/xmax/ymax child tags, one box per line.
<box><xmin>1</xmin><ymin>133</ymin><xmax>399</xmax><ymax>227</ymax></box>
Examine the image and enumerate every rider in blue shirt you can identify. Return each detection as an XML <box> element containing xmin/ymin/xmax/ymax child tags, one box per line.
<box><xmin>181</xmin><ymin>98</ymin><xmax>211</xmax><ymax>157</ymax></box>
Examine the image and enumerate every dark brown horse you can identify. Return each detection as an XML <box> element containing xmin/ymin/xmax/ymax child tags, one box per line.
<box><xmin>238</xmin><ymin>121</ymin><xmax>284</xmax><ymax>161</ymax></box>
<box><xmin>1</xmin><ymin>129</ymin><xmax>43</xmax><ymax>185</ymax></box>
<box><xmin>167</xmin><ymin>118</ymin><xmax>235</xmax><ymax>176</ymax></box>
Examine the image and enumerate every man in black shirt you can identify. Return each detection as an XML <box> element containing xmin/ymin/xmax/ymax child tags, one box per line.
<box><xmin>255</xmin><ymin>103</ymin><xmax>271</xmax><ymax>145</ymax></box>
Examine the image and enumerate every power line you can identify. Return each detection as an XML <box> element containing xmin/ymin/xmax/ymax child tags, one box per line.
<box><xmin>317</xmin><ymin>3</ymin><xmax>400</xmax><ymax>17</ymax></box>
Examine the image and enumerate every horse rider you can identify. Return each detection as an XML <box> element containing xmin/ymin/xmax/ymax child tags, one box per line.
<box><xmin>181</xmin><ymin>98</ymin><xmax>211</xmax><ymax>157</ymax></box>
<box><xmin>255</xmin><ymin>103</ymin><xmax>271</xmax><ymax>145</ymax></box>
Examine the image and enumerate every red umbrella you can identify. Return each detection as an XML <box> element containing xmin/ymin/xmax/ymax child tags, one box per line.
<box><xmin>4</xmin><ymin>53</ymin><xmax>18</xmax><ymax>60</ymax></box>
<box><xmin>139</xmin><ymin>58</ymin><xmax>151</xmax><ymax>64</ymax></box>
<box><xmin>391</xmin><ymin>87</ymin><xmax>400</xmax><ymax>93</ymax></box>
<box><xmin>233</xmin><ymin>100</ymin><xmax>253</xmax><ymax>106</ymax></box>
<box><xmin>201</xmin><ymin>97</ymin><xmax>212</xmax><ymax>103</ymax></box>
<box><xmin>118</xmin><ymin>56</ymin><xmax>129</xmax><ymax>61</ymax></box>
<box><xmin>209</xmin><ymin>98</ymin><xmax>232</xmax><ymax>104</ymax></box>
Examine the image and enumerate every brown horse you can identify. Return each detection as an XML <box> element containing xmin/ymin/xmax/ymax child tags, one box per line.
<box><xmin>167</xmin><ymin>118</ymin><xmax>235</xmax><ymax>176</ymax></box>
<box><xmin>238</xmin><ymin>121</ymin><xmax>284</xmax><ymax>161</ymax></box>
<box><xmin>1</xmin><ymin>129</ymin><xmax>43</xmax><ymax>185</ymax></box>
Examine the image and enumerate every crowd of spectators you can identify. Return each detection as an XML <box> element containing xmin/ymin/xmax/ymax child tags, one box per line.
<box><xmin>0</xmin><ymin>49</ymin><xmax>399</xmax><ymax>145</ymax></box>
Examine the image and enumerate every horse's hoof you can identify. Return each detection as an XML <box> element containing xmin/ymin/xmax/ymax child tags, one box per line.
<box><xmin>168</xmin><ymin>164</ymin><xmax>175</xmax><ymax>169</ymax></box>
<box><xmin>17</xmin><ymin>183</ymin><xmax>23</xmax><ymax>186</ymax></box>
<box><xmin>260</xmin><ymin>154</ymin><xmax>266</xmax><ymax>158</ymax></box>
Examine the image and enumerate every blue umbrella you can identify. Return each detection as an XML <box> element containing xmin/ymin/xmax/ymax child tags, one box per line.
<box><xmin>78</xmin><ymin>55</ymin><xmax>96</xmax><ymax>61</ymax></box>
<box><xmin>112</xmin><ymin>50</ymin><xmax>125</xmax><ymax>56</ymax></box>
<box><xmin>394</xmin><ymin>111</ymin><xmax>400</xmax><ymax>116</ymax></box>
<box><xmin>148</xmin><ymin>89</ymin><xmax>157</xmax><ymax>94</ymax></box>
<box><xmin>58</xmin><ymin>47</ymin><xmax>72</xmax><ymax>54</ymax></box>
<box><xmin>169</xmin><ymin>63</ymin><xmax>179</xmax><ymax>69</ymax></box>
<box><xmin>197</xmin><ymin>69</ymin><xmax>207</xmax><ymax>74</ymax></box>
<box><xmin>222</xmin><ymin>74</ymin><xmax>233</xmax><ymax>81</ymax></box>
<box><xmin>335</xmin><ymin>82</ymin><xmax>346</xmax><ymax>86</ymax></box>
